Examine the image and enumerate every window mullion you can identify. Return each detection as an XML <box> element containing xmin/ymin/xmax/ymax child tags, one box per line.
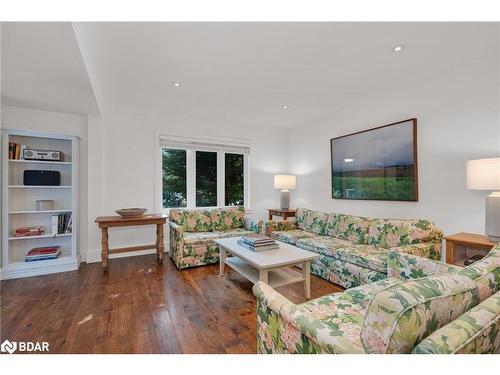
<box><xmin>187</xmin><ymin>148</ymin><xmax>196</xmax><ymax>208</ymax></box>
<box><xmin>244</xmin><ymin>153</ymin><xmax>249</xmax><ymax>209</ymax></box>
<box><xmin>217</xmin><ymin>151</ymin><xmax>224</xmax><ymax>207</ymax></box>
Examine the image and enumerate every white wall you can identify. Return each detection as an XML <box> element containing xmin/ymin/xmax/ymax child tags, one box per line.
<box><xmin>287</xmin><ymin>54</ymin><xmax>500</xmax><ymax>235</ymax></box>
<box><xmin>83</xmin><ymin>107</ymin><xmax>288</xmax><ymax>262</ymax></box>
<box><xmin>1</xmin><ymin>105</ymin><xmax>90</xmax><ymax>257</ymax></box>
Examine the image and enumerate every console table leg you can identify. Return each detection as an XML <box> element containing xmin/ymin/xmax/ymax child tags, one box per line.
<box><xmin>101</xmin><ymin>228</ymin><xmax>109</xmax><ymax>271</ymax></box>
<box><xmin>157</xmin><ymin>223</ymin><xmax>164</xmax><ymax>264</ymax></box>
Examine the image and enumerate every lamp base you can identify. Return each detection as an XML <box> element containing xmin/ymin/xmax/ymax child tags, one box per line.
<box><xmin>485</xmin><ymin>192</ymin><xmax>500</xmax><ymax>242</ymax></box>
<box><xmin>280</xmin><ymin>190</ymin><xmax>290</xmax><ymax>210</ymax></box>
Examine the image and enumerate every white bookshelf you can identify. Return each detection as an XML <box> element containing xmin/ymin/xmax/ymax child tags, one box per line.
<box><xmin>1</xmin><ymin>129</ymin><xmax>80</xmax><ymax>279</ymax></box>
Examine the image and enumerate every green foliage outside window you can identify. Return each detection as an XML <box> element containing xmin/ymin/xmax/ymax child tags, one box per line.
<box><xmin>225</xmin><ymin>153</ymin><xmax>244</xmax><ymax>206</ymax></box>
<box><xmin>162</xmin><ymin>148</ymin><xmax>187</xmax><ymax>208</ymax></box>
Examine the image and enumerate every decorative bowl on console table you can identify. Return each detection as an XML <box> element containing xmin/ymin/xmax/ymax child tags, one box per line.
<box><xmin>115</xmin><ymin>208</ymin><xmax>148</xmax><ymax>218</ymax></box>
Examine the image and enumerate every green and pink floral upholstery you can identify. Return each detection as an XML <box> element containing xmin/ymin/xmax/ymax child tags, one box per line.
<box><xmin>367</xmin><ymin>218</ymin><xmax>442</xmax><ymax>249</ymax></box>
<box><xmin>254</xmin><ymin>272</ymin><xmax>491</xmax><ymax>354</ymax></box>
<box><xmin>328</xmin><ymin>214</ymin><xmax>371</xmax><ymax>244</ymax></box>
<box><xmin>413</xmin><ymin>291</ymin><xmax>500</xmax><ymax>354</ymax></box>
<box><xmin>296</xmin><ymin>208</ymin><xmax>329</xmax><ymax>235</ymax></box>
<box><xmin>360</xmin><ymin>274</ymin><xmax>478</xmax><ymax>353</ymax></box>
<box><xmin>388</xmin><ymin>244</ymin><xmax>500</xmax><ymax>302</ymax></box>
<box><xmin>169</xmin><ymin>207</ymin><xmax>262</xmax><ymax>269</ymax></box>
<box><xmin>265</xmin><ymin>208</ymin><xmax>444</xmax><ymax>288</ymax></box>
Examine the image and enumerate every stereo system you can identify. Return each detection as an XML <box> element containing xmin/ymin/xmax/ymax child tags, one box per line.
<box><xmin>23</xmin><ymin>149</ymin><xmax>62</xmax><ymax>161</ymax></box>
<box><xmin>23</xmin><ymin>170</ymin><xmax>61</xmax><ymax>186</ymax></box>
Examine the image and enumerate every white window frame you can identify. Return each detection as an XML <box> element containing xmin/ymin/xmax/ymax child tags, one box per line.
<box><xmin>156</xmin><ymin>133</ymin><xmax>250</xmax><ymax>213</ymax></box>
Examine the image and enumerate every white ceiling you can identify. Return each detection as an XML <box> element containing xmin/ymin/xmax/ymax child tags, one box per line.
<box><xmin>3</xmin><ymin>22</ymin><xmax>499</xmax><ymax>127</ymax></box>
<box><xmin>1</xmin><ymin>22</ymin><xmax>100</xmax><ymax>115</ymax></box>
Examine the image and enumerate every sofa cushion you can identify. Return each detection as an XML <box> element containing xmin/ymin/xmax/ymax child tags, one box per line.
<box><xmin>300</xmin><ymin>291</ymin><xmax>367</xmax><ymax>353</ymax></box>
<box><xmin>211</xmin><ymin>207</ymin><xmax>245</xmax><ymax>231</ymax></box>
<box><xmin>312</xmin><ymin>256</ymin><xmax>386</xmax><ymax>289</ymax></box>
<box><xmin>457</xmin><ymin>244</ymin><xmax>500</xmax><ymax>302</ymax></box>
<box><xmin>170</xmin><ymin>208</ymin><xmax>213</xmax><ymax>232</ymax></box>
<box><xmin>296</xmin><ymin>237</ymin><xmax>388</xmax><ymax>273</ymax></box>
<box><xmin>213</xmin><ymin>228</ymin><xmax>255</xmax><ymax>239</ymax></box>
<box><xmin>329</xmin><ymin>214</ymin><xmax>370</xmax><ymax>244</ymax></box>
<box><xmin>412</xmin><ymin>291</ymin><xmax>500</xmax><ymax>354</ymax></box>
<box><xmin>296</xmin><ymin>208</ymin><xmax>328</xmax><ymax>235</ymax></box>
<box><xmin>361</xmin><ymin>274</ymin><xmax>479</xmax><ymax>354</ymax></box>
<box><xmin>183</xmin><ymin>231</ymin><xmax>223</xmax><ymax>245</ymax></box>
<box><xmin>367</xmin><ymin>218</ymin><xmax>441</xmax><ymax>248</ymax></box>
<box><xmin>269</xmin><ymin>229</ymin><xmax>316</xmax><ymax>245</ymax></box>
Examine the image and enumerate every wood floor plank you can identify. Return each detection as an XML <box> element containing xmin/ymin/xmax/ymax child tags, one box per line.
<box><xmin>1</xmin><ymin>254</ymin><xmax>342</xmax><ymax>353</ymax></box>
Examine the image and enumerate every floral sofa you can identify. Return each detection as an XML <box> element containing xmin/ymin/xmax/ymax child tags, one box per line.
<box><xmin>265</xmin><ymin>208</ymin><xmax>443</xmax><ymax>288</ymax></box>
<box><xmin>253</xmin><ymin>243</ymin><xmax>500</xmax><ymax>354</ymax></box>
<box><xmin>169</xmin><ymin>207</ymin><xmax>262</xmax><ymax>269</ymax></box>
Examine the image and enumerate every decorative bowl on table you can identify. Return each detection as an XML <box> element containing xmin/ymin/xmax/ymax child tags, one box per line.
<box><xmin>115</xmin><ymin>208</ymin><xmax>148</xmax><ymax>218</ymax></box>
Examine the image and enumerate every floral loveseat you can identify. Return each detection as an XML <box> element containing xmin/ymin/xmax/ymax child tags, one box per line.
<box><xmin>169</xmin><ymin>207</ymin><xmax>262</xmax><ymax>269</ymax></box>
<box><xmin>254</xmin><ymin>244</ymin><xmax>500</xmax><ymax>354</ymax></box>
<box><xmin>265</xmin><ymin>208</ymin><xmax>443</xmax><ymax>288</ymax></box>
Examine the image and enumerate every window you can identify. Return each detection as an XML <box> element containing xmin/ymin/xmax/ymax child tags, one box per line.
<box><xmin>162</xmin><ymin>148</ymin><xmax>187</xmax><ymax>208</ymax></box>
<box><xmin>160</xmin><ymin>137</ymin><xmax>249</xmax><ymax>210</ymax></box>
<box><xmin>225</xmin><ymin>153</ymin><xmax>244</xmax><ymax>206</ymax></box>
<box><xmin>196</xmin><ymin>151</ymin><xmax>217</xmax><ymax>207</ymax></box>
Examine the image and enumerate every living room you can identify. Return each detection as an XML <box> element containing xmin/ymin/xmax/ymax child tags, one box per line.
<box><xmin>1</xmin><ymin>0</ymin><xmax>500</xmax><ymax>372</ymax></box>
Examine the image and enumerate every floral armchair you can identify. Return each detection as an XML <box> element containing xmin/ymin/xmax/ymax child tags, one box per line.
<box><xmin>254</xmin><ymin>244</ymin><xmax>500</xmax><ymax>354</ymax></box>
<box><xmin>254</xmin><ymin>273</ymin><xmax>479</xmax><ymax>353</ymax></box>
<box><xmin>169</xmin><ymin>207</ymin><xmax>262</xmax><ymax>269</ymax></box>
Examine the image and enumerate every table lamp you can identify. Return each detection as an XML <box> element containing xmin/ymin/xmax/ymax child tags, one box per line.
<box><xmin>466</xmin><ymin>157</ymin><xmax>500</xmax><ymax>241</ymax></box>
<box><xmin>274</xmin><ymin>175</ymin><xmax>296</xmax><ymax>210</ymax></box>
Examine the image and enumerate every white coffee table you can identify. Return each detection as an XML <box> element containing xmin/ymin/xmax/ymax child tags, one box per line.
<box><xmin>215</xmin><ymin>237</ymin><xmax>319</xmax><ymax>298</ymax></box>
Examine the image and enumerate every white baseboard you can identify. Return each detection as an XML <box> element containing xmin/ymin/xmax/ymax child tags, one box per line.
<box><xmin>85</xmin><ymin>248</ymin><xmax>169</xmax><ymax>263</ymax></box>
<box><xmin>1</xmin><ymin>260</ymin><xmax>79</xmax><ymax>280</ymax></box>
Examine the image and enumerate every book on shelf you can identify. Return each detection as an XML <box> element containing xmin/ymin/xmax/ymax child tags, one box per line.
<box><xmin>14</xmin><ymin>226</ymin><xmax>45</xmax><ymax>237</ymax></box>
<box><xmin>52</xmin><ymin>213</ymin><xmax>72</xmax><ymax>235</ymax></box>
<box><xmin>237</xmin><ymin>239</ymin><xmax>279</xmax><ymax>252</ymax></box>
<box><xmin>25</xmin><ymin>246</ymin><xmax>62</xmax><ymax>262</ymax></box>
<box><xmin>8</xmin><ymin>142</ymin><xmax>26</xmax><ymax>160</ymax></box>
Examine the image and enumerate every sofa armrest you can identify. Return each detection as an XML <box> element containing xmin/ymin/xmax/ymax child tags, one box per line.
<box><xmin>264</xmin><ymin>220</ymin><xmax>298</xmax><ymax>235</ymax></box>
<box><xmin>391</xmin><ymin>241</ymin><xmax>443</xmax><ymax>261</ymax></box>
<box><xmin>244</xmin><ymin>218</ymin><xmax>264</xmax><ymax>234</ymax></box>
<box><xmin>169</xmin><ymin>222</ymin><xmax>185</xmax><ymax>262</ymax></box>
<box><xmin>387</xmin><ymin>251</ymin><xmax>461</xmax><ymax>280</ymax></box>
<box><xmin>253</xmin><ymin>282</ymin><xmax>350</xmax><ymax>354</ymax></box>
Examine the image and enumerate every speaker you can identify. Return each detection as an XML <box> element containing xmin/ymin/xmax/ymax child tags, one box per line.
<box><xmin>23</xmin><ymin>170</ymin><xmax>61</xmax><ymax>186</ymax></box>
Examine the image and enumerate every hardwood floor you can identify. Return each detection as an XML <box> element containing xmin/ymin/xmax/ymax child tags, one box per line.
<box><xmin>1</xmin><ymin>254</ymin><xmax>342</xmax><ymax>353</ymax></box>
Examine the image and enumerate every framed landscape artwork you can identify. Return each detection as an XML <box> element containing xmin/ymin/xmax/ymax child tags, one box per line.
<box><xmin>330</xmin><ymin>118</ymin><xmax>418</xmax><ymax>201</ymax></box>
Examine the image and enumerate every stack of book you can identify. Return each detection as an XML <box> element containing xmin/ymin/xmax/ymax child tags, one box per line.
<box><xmin>237</xmin><ymin>234</ymin><xmax>279</xmax><ymax>252</ymax></box>
<box><xmin>25</xmin><ymin>246</ymin><xmax>62</xmax><ymax>262</ymax></box>
<box><xmin>8</xmin><ymin>142</ymin><xmax>26</xmax><ymax>160</ymax></box>
<box><xmin>52</xmin><ymin>213</ymin><xmax>72</xmax><ymax>234</ymax></box>
<box><xmin>14</xmin><ymin>226</ymin><xmax>45</xmax><ymax>237</ymax></box>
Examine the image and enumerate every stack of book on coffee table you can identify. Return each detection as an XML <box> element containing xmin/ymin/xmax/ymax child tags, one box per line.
<box><xmin>237</xmin><ymin>234</ymin><xmax>279</xmax><ymax>252</ymax></box>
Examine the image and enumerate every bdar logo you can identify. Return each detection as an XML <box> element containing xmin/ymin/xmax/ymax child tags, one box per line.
<box><xmin>1</xmin><ymin>339</ymin><xmax>17</xmax><ymax>354</ymax></box>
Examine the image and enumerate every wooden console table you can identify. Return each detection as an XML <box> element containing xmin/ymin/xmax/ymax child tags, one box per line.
<box><xmin>268</xmin><ymin>208</ymin><xmax>296</xmax><ymax>221</ymax></box>
<box><xmin>95</xmin><ymin>214</ymin><xmax>167</xmax><ymax>270</ymax></box>
<box><xmin>444</xmin><ymin>232</ymin><xmax>497</xmax><ymax>266</ymax></box>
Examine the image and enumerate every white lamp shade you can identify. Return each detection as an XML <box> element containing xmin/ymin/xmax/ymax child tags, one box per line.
<box><xmin>466</xmin><ymin>158</ymin><xmax>500</xmax><ymax>190</ymax></box>
<box><xmin>274</xmin><ymin>175</ymin><xmax>296</xmax><ymax>190</ymax></box>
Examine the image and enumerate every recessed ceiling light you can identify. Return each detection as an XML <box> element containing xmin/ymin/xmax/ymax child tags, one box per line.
<box><xmin>282</xmin><ymin>105</ymin><xmax>288</xmax><ymax>109</ymax></box>
<box><xmin>392</xmin><ymin>44</ymin><xmax>405</xmax><ymax>53</ymax></box>
<box><xmin>173</xmin><ymin>82</ymin><xmax>181</xmax><ymax>87</ymax></box>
